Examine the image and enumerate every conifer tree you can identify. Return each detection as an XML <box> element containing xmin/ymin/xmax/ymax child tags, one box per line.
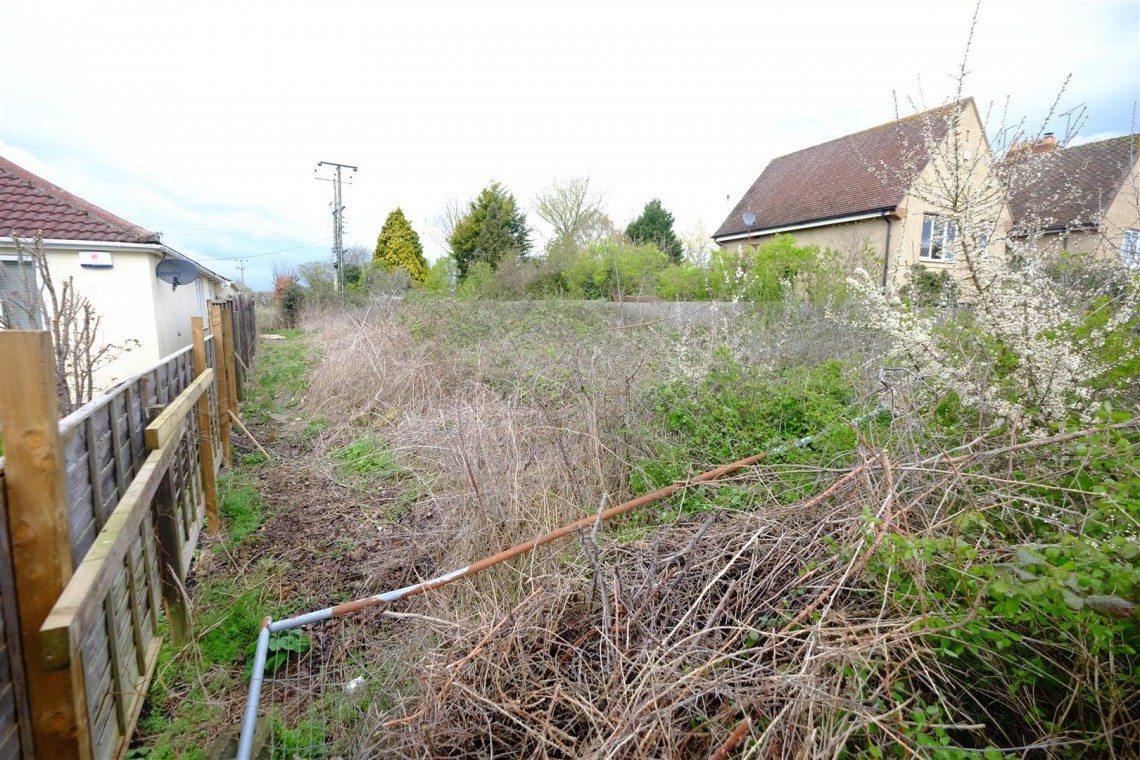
<box><xmin>626</xmin><ymin>199</ymin><xmax>684</xmax><ymax>264</ymax></box>
<box><xmin>449</xmin><ymin>183</ymin><xmax>531</xmax><ymax>278</ymax></box>
<box><xmin>374</xmin><ymin>208</ymin><xmax>428</xmax><ymax>284</ymax></box>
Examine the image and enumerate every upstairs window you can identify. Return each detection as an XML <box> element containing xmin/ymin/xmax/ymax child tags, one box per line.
<box><xmin>920</xmin><ymin>214</ymin><xmax>958</xmax><ymax>262</ymax></box>
<box><xmin>1123</xmin><ymin>229</ymin><xmax>1140</xmax><ymax>268</ymax></box>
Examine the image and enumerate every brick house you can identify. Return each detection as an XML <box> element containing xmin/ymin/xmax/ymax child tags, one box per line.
<box><xmin>713</xmin><ymin>98</ymin><xmax>1010</xmax><ymax>288</ymax></box>
<box><xmin>1003</xmin><ymin>133</ymin><xmax>1140</xmax><ymax>265</ymax></box>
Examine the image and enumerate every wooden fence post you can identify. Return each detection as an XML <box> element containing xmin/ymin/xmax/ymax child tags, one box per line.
<box><xmin>221</xmin><ymin>304</ymin><xmax>239</xmax><ymax>420</ymax></box>
<box><xmin>209</xmin><ymin>303</ymin><xmax>233</xmax><ymax>468</ymax></box>
<box><xmin>0</xmin><ymin>332</ymin><xmax>89</xmax><ymax>760</ymax></box>
<box><xmin>191</xmin><ymin>318</ymin><xmax>219</xmax><ymax>533</ymax></box>
<box><xmin>153</xmin><ymin>471</ymin><xmax>191</xmax><ymax>645</ymax></box>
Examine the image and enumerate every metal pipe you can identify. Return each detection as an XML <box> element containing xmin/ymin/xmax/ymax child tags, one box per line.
<box><xmin>232</xmin><ymin>404</ymin><xmax>890</xmax><ymax>753</ymax></box>
<box><xmin>328</xmin><ymin>450</ymin><xmax>771</xmax><ymax>617</ymax></box>
<box><xmin>237</xmin><ymin>617</ymin><xmax>272</xmax><ymax>760</ymax></box>
<box><xmin>881</xmin><ymin>213</ymin><xmax>893</xmax><ymax>290</ymax></box>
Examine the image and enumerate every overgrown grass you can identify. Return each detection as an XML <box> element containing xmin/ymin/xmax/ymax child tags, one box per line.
<box><xmin>139</xmin><ymin>299</ymin><xmax>1139</xmax><ymax>757</ymax></box>
<box><xmin>243</xmin><ymin>329</ymin><xmax>311</xmax><ymax>425</ymax></box>
<box><xmin>293</xmin><ymin>299</ymin><xmax>1137</xmax><ymax>758</ymax></box>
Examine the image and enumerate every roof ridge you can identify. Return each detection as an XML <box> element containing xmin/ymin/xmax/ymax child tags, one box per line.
<box><xmin>0</xmin><ymin>154</ymin><xmax>159</xmax><ymax>244</ymax></box>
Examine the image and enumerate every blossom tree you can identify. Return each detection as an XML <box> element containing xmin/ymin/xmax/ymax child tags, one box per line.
<box><xmin>849</xmin><ymin>18</ymin><xmax>1139</xmax><ymax>431</ymax></box>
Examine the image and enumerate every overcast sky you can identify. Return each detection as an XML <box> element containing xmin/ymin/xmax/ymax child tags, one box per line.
<box><xmin>2</xmin><ymin>0</ymin><xmax>1137</xmax><ymax>290</ymax></box>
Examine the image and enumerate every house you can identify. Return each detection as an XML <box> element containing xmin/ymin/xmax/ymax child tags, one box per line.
<box><xmin>1002</xmin><ymin>133</ymin><xmax>1140</xmax><ymax>265</ymax></box>
<box><xmin>0</xmin><ymin>155</ymin><xmax>232</xmax><ymax>390</ymax></box>
<box><xmin>713</xmin><ymin>98</ymin><xmax>1009</xmax><ymax>287</ymax></box>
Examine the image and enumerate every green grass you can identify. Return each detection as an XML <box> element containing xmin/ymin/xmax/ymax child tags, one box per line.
<box><xmin>218</xmin><ymin>471</ymin><xmax>264</xmax><ymax>546</ymax></box>
<box><xmin>244</xmin><ymin>331</ymin><xmax>311</xmax><ymax>425</ymax></box>
<box><xmin>332</xmin><ymin>437</ymin><xmax>406</xmax><ymax>480</ymax></box>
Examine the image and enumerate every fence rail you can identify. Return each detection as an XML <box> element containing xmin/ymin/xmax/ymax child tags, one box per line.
<box><xmin>0</xmin><ymin>293</ymin><xmax>254</xmax><ymax>759</ymax></box>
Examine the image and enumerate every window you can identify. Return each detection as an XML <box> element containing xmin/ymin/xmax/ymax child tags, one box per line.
<box><xmin>1123</xmin><ymin>229</ymin><xmax>1140</xmax><ymax>268</ymax></box>
<box><xmin>976</xmin><ymin>230</ymin><xmax>990</xmax><ymax>251</ymax></box>
<box><xmin>920</xmin><ymin>214</ymin><xmax>958</xmax><ymax>262</ymax></box>
<box><xmin>0</xmin><ymin>259</ymin><xmax>42</xmax><ymax>329</ymax></box>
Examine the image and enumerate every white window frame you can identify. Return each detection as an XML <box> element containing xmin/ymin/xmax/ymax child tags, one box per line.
<box><xmin>1122</xmin><ymin>229</ymin><xmax>1140</xmax><ymax>268</ymax></box>
<box><xmin>920</xmin><ymin>214</ymin><xmax>958</xmax><ymax>262</ymax></box>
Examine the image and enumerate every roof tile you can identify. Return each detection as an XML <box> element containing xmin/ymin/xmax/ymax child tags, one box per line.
<box><xmin>0</xmin><ymin>155</ymin><xmax>160</xmax><ymax>244</ymax></box>
<box><xmin>1003</xmin><ymin>134</ymin><xmax>1139</xmax><ymax>231</ymax></box>
<box><xmin>714</xmin><ymin>101</ymin><xmax>965</xmax><ymax>239</ymax></box>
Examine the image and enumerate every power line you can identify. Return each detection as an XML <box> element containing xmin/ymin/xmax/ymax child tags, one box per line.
<box><xmin>196</xmin><ymin>237</ymin><xmax>332</xmax><ymax>262</ymax></box>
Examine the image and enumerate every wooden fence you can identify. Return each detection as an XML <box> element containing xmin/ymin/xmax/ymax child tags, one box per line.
<box><xmin>0</xmin><ymin>295</ymin><xmax>254</xmax><ymax>759</ymax></box>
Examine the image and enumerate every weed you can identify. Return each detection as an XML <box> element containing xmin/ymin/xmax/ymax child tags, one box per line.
<box><xmin>332</xmin><ymin>437</ymin><xmax>405</xmax><ymax>480</ymax></box>
<box><xmin>217</xmin><ymin>471</ymin><xmax>264</xmax><ymax>545</ymax></box>
<box><xmin>241</xmin><ymin>451</ymin><xmax>268</xmax><ymax>466</ymax></box>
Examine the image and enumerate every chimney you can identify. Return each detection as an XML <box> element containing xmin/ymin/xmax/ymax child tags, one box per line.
<box><xmin>1005</xmin><ymin>133</ymin><xmax>1058</xmax><ymax>160</ymax></box>
<box><xmin>1031</xmin><ymin>133</ymin><xmax>1058</xmax><ymax>154</ymax></box>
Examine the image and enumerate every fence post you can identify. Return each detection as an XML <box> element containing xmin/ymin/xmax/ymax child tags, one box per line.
<box><xmin>209</xmin><ymin>303</ymin><xmax>233</xmax><ymax>468</ymax></box>
<box><xmin>221</xmin><ymin>304</ymin><xmax>240</xmax><ymax>417</ymax></box>
<box><xmin>0</xmin><ymin>332</ymin><xmax>90</xmax><ymax>760</ymax></box>
<box><xmin>191</xmin><ymin>317</ymin><xmax>219</xmax><ymax>534</ymax></box>
<box><xmin>153</xmin><ymin>471</ymin><xmax>191</xmax><ymax>645</ymax></box>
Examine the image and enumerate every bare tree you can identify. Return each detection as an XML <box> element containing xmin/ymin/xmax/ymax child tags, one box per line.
<box><xmin>429</xmin><ymin>197</ymin><xmax>466</xmax><ymax>251</ymax></box>
<box><xmin>0</xmin><ymin>235</ymin><xmax>139</xmax><ymax>414</ymax></box>
<box><xmin>533</xmin><ymin>176</ymin><xmax>607</xmax><ymax>251</ymax></box>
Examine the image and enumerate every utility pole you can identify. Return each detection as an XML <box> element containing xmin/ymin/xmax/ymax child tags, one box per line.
<box><xmin>236</xmin><ymin>259</ymin><xmax>247</xmax><ymax>286</ymax></box>
<box><xmin>316</xmin><ymin>161</ymin><xmax>358</xmax><ymax>292</ymax></box>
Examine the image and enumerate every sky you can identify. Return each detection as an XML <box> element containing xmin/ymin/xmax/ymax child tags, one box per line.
<box><xmin>1</xmin><ymin>0</ymin><xmax>1137</xmax><ymax>291</ymax></box>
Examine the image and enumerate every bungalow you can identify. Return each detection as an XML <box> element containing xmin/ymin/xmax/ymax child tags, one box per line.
<box><xmin>0</xmin><ymin>155</ymin><xmax>232</xmax><ymax>390</ymax></box>
<box><xmin>713</xmin><ymin>98</ymin><xmax>1009</xmax><ymax>288</ymax></box>
<box><xmin>1002</xmin><ymin>133</ymin><xmax>1140</xmax><ymax>265</ymax></box>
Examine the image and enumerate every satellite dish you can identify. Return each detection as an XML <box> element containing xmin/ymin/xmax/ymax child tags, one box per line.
<box><xmin>155</xmin><ymin>259</ymin><xmax>200</xmax><ymax>291</ymax></box>
<box><xmin>742</xmin><ymin>211</ymin><xmax>757</xmax><ymax>227</ymax></box>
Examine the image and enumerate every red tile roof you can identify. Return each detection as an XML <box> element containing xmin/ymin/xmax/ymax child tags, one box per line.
<box><xmin>1003</xmin><ymin>134</ymin><xmax>1139</xmax><ymax>232</ymax></box>
<box><xmin>0</xmin><ymin>155</ymin><xmax>160</xmax><ymax>244</ymax></box>
<box><xmin>714</xmin><ymin>101</ymin><xmax>967</xmax><ymax>240</ymax></box>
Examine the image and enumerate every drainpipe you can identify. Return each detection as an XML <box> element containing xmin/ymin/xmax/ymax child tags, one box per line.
<box><xmin>880</xmin><ymin>212</ymin><xmax>893</xmax><ymax>290</ymax></box>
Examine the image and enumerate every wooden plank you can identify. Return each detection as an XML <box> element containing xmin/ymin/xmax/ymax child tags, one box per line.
<box><xmin>143</xmin><ymin>369</ymin><xmax>213</xmax><ymax>452</ymax></box>
<box><xmin>0</xmin><ymin>331</ymin><xmax>89</xmax><ymax>760</ymax></box>
<box><xmin>223</xmin><ymin>306</ymin><xmax>239</xmax><ymax>408</ymax></box>
<box><xmin>84</xmin><ymin>417</ymin><xmax>104</xmax><ymax>532</ymax></box>
<box><xmin>0</xmin><ymin>469</ymin><xmax>33</xmax><ymax>760</ymax></box>
<box><xmin>122</xmin><ymin>551</ymin><xmax>147</xmax><ymax>678</ymax></box>
<box><xmin>138</xmin><ymin>517</ymin><xmax>160</xmax><ymax>634</ymax></box>
<box><xmin>153</xmin><ymin>472</ymin><xmax>190</xmax><ymax>645</ymax></box>
<box><xmin>208</xmin><ymin>304</ymin><xmax>232</xmax><ymax>469</ymax></box>
<box><xmin>192</xmin><ymin>319</ymin><xmax>219</xmax><ymax>534</ymax></box>
<box><xmin>108</xmin><ymin>395</ymin><xmax>129</xmax><ymax>505</ymax></box>
<box><xmin>113</xmin><ymin>637</ymin><xmax>161</xmax><ymax>760</ymax></box>
<box><xmin>101</xmin><ymin>595</ymin><xmax>128</xmax><ymax>736</ymax></box>
<box><xmin>39</xmin><ymin>438</ymin><xmax>182</xmax><ymax>672</ymax></box>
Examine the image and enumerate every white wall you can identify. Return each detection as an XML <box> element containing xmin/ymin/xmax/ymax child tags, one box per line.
<box><xmin>1</xmin><ymin>242</ymin><xmax>221</xmax><ymax>392</ymax></box>
<box><xmin>150</xmin><ymin>259</ymin><xmax>208</xmax><ymax>358</ymax></box>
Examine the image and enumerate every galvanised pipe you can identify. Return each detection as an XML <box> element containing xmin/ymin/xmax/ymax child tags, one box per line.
<box><xmin>237</xmin><ymin>618</ymin><xmax>272</xmax><ymax>760</ymax></box>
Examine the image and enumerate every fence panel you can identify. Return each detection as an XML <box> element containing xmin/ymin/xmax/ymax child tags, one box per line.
<box><xmin>0</xmin><ymin>465</ymin><xmax>32</xmax><ymax>759</ymax></box>
<box><xmin>0</xmin><ymin>296</ymin><xmax>255</xmax><ymax>759</ymax></box>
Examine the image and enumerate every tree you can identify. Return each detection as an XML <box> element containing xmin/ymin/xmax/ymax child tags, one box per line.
<box><xmin>534</xmin><ymin>176</ymin><xmax>606</xmax><ymax>251</ymax></box>
<box><xmin>626</xmin><ymin>199</ymin><xmax>684</xmax><ymax>264</ymax></box>
<box><xmin>848</xmin><ymin>19</ymin><xmax>1139</xmax><ymax>430</ymax></box>
<box><xmin>341</xmin><ymin>244</ymin><xmax>372</xmax><ymax>289</ymax></box>
<box><xmin>374</xmin><ymin>208</ymin><xmax>428</xmax><ymax>284</ymax></box>
<box><xmin>449</xmin><ymin>182</ymin><xmax>531</xmax><ymax>278</ymax></box>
